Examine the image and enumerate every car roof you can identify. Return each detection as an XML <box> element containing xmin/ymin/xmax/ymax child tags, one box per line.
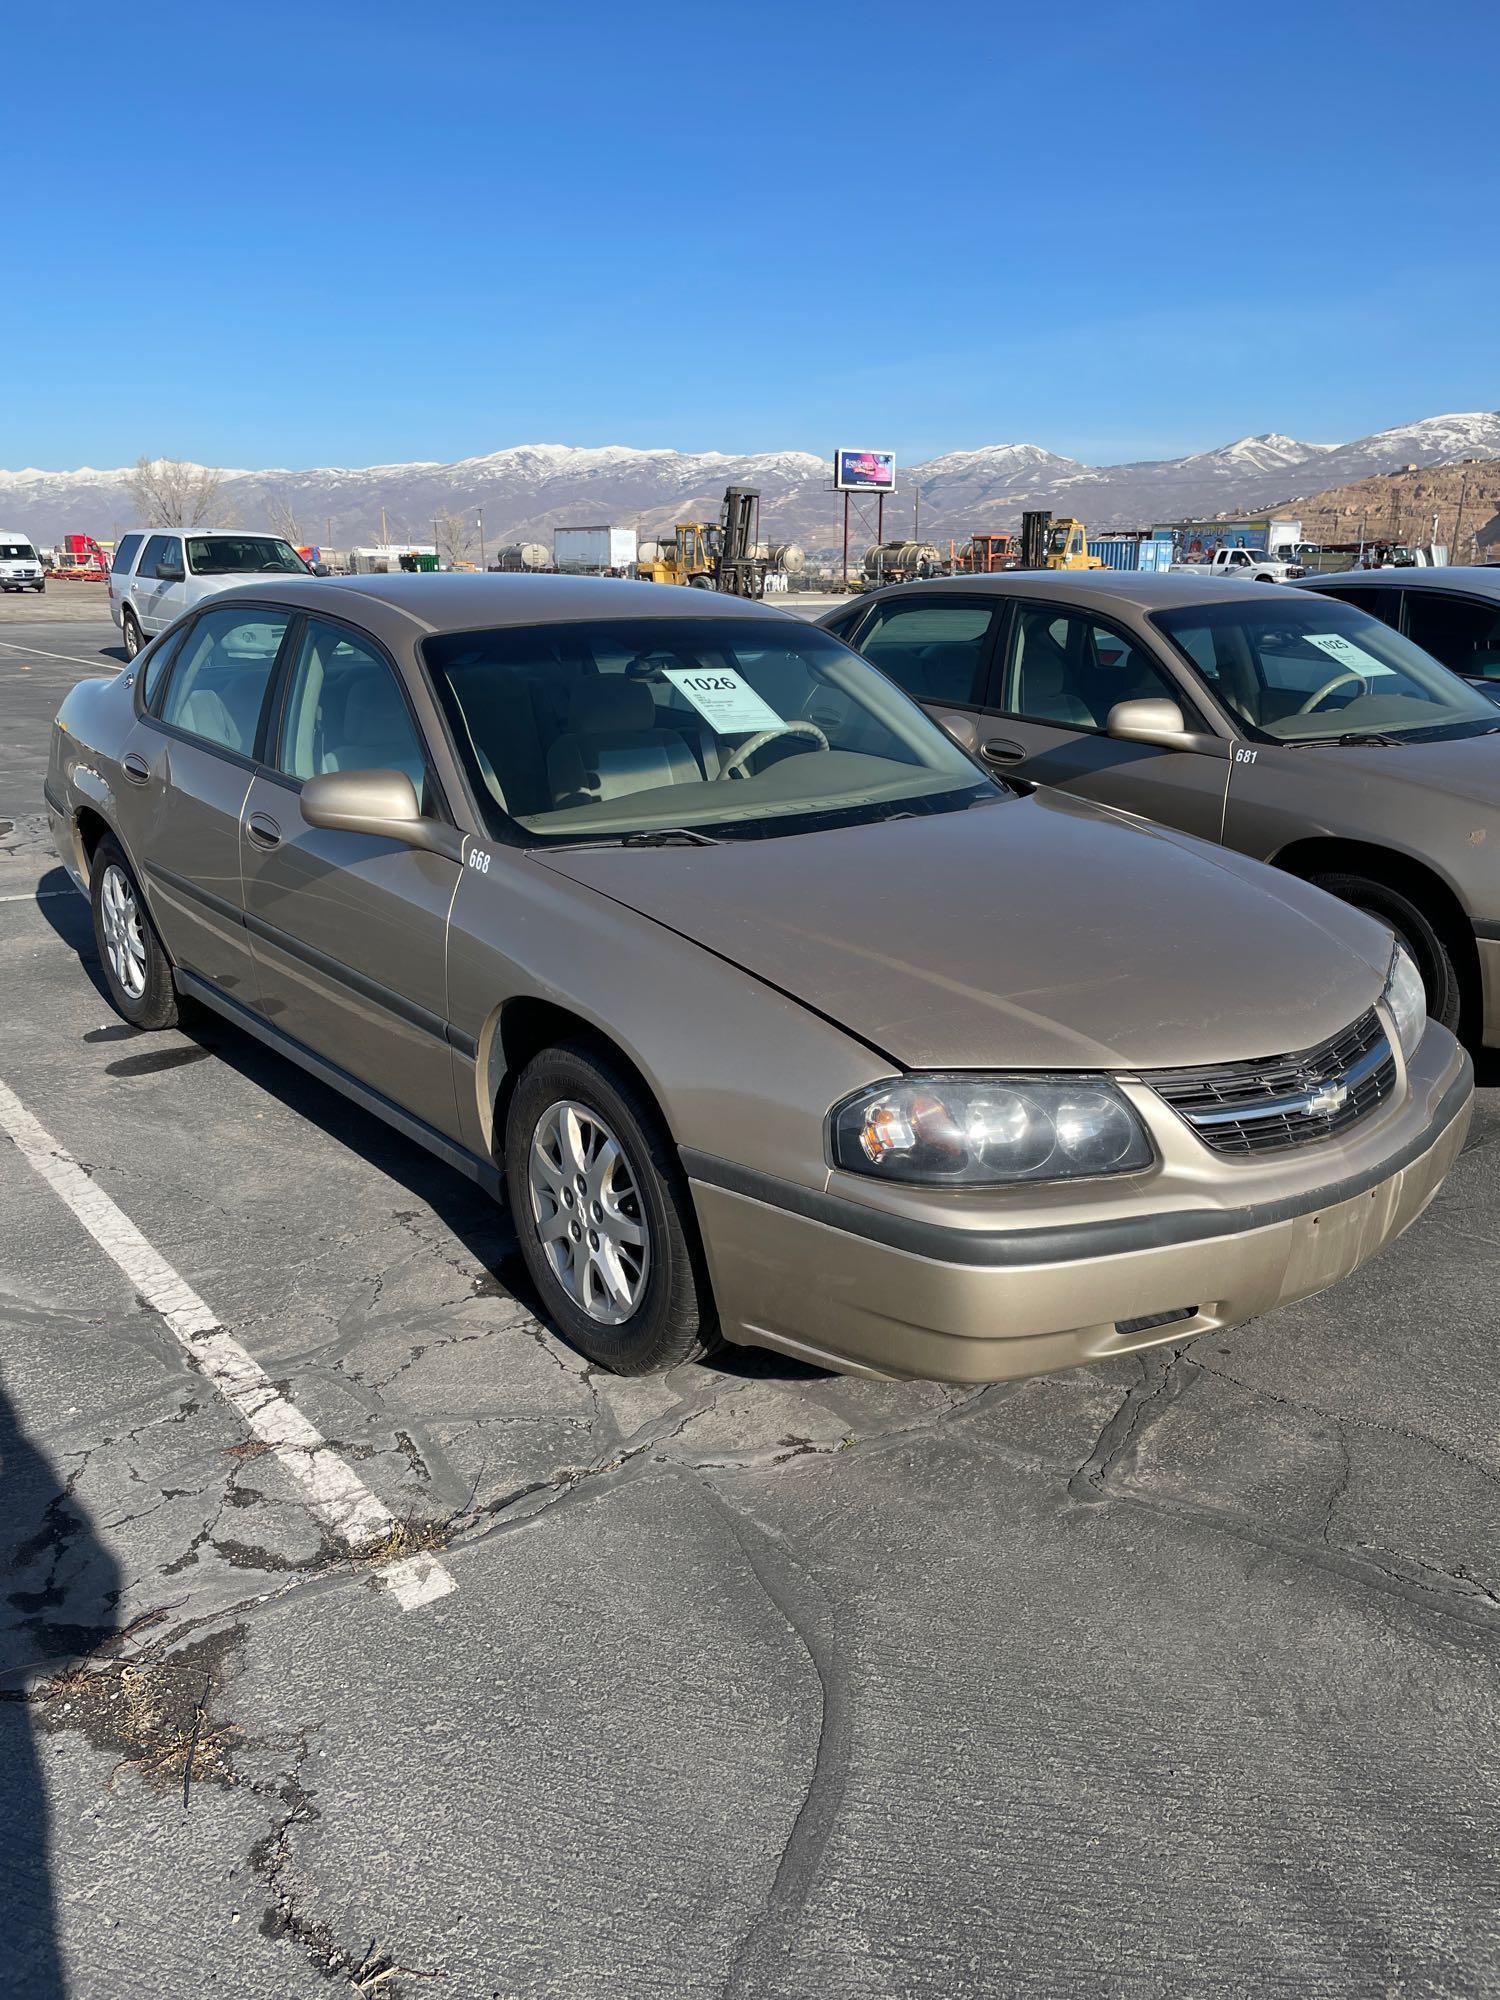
<box><xmin>1299</xmin><ymin>566</ymin><xmax>1500</xmax><ymax>598</ymax></box>
<box><xmin>198</xmin><ymin>571</ymin><xmax>806</xmax><ymax>632</ymax></box>
<box><xmin>843</xmin><ymin>569</ymin><xmax>1291</xmax><ymax>615</ymax></box>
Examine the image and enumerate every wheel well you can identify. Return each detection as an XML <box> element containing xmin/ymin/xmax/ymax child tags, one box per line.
<box><xmin>75</xmin><ymin>806</ymin><xmax>110</xmax><ymax>869</ymax></box>
<box><xmin>491</xmin><ymin>997</ymin><xmax>662</xmax><ymax>1149</ymax></box>
<box><xmin>1274</xmin><ymin>835</ymin><xmax>1479</xmax><ymax>1020</ymax></box>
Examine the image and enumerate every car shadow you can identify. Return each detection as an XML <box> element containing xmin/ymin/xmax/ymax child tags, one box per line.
<box><xmin>36</xmin><ymin>869</ymin><xmax>823</xmax><ymax>1381</ymax></box>
<box><xmin>0</xmin><ymin>1377</ymin><xmax>122</xmax><ymax>1999</ymax></box>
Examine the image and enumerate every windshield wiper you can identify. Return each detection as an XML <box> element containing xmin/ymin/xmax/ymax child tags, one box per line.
<box><xmin>1334</xmin><ymin>730</ymin><xmax>1405</xmax><ymax>746</ymax></box>
<box><xmin>618</xmin><ymin>827</ymin><xmax>720</xmax><ymax>847</ymax></box>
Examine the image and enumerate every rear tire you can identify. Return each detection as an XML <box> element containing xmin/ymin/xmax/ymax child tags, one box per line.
<box><xmin>90</xmin><ymin>837</ymin><xmax>181</xmax><ymax>1030</ymax></box>
<box><xmin>504</xmin><ymin>1040</ymin><xmax>716</xmax><ymax>1375</ymax></box>
<box><xmin>121</xmin><ymin>609</ymin><xmax>143</xmax><ymax>659</ymax></box>
<box><xmin>1308</xmin><ymin>870</ymin><xmax>1461</xmax><ymax>1033</ymax></box>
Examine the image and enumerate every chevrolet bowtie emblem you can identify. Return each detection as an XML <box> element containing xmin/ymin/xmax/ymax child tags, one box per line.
<box><xmin>1305</xmin><ymin>1081</ymin><xmax>1349</xmax><ymax>1117</ymax></box>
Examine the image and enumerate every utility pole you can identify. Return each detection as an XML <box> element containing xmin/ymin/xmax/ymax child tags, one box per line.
<box><xmin>380</xmin><ymin>504</ymin><xmax>389</xmax><ymax>547</ymax></box>
<box><xmin>434</xmin><ymin>516</ymin><xmax>440</xmax><ymax>569</ymax></box>
<box><xmin>1451</xmin><ymin>473</ymin><xmax>1469</xmax><ymax>567</ymax></box>
<box><xmin>913</xmin><ymin>483</ymin><xmax>920</xmax><ymax>543</ymax></box>
<box><xmin>478</xmin><ymin>509</ymin><xmax>485</xmax><ymax>571</ymax></box>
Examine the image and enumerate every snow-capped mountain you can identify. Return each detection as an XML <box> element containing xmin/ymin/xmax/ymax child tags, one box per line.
<box><xmin>3</xmin><ymin>412</ymin><xmax>1497</xmax><ymax>554</ymax></box>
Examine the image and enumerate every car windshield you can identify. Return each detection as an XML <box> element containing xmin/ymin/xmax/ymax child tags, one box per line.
<box><xmin>421</xmin><ymin>616</ymin><xmax>1000</xmax><ymax>842</ymax></box>
<box><xmin>0</xmin><ymin>543</ymin><xmax>37</xmax><ymax>560</ymax></box>
<box><xmin>186</xmin><ymin>536</ymin><xmax>309</xmax><ymax>576</ymax></box>
<box><xmin>1151</xmin><ymin>597</ymin><xmax>1499</xmax><ymax>744</ymax></box>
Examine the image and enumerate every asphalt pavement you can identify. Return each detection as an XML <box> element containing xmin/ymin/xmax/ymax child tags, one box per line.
<box><xmin>2</xmin><ymin>600</ymin><xmax>1499</xmax><ymax>1999</ymax></box>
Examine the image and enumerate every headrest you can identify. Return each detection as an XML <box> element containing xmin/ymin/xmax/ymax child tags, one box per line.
<box><xmin>566</xmin><ymin>676</ymin><xmax>656</xmax><ymax>736</ymax></box>
<box><xmin>1023</xmin><ymin>657</ymin><xmax>1066</xmax><ymax>694</ymax></box>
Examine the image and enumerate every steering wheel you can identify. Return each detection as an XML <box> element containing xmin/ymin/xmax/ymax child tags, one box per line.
<box><xmin>1297</xmin><ymin>668</ymin><xmax>1367</xmax><ymax>715</ymax></box>
<box><xmin>721</xmin><ymin>720</ymin><xmax>830</xmax><ymax>779</ymax></box>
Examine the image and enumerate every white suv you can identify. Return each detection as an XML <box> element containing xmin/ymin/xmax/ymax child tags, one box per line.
<box><xmin>0</xmin><ymin>532</ymin><xmax>45</xmax><ymax>592</ymax></box>
<box><xmin>108</xmin><ymin>529</ymin><xmax>320</xmax><ymax>655</ymax></box>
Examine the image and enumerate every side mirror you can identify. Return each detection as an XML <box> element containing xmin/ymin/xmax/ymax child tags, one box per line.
<box><xmin>156</xmin><ymin>562</ymin><xmax>185</xmax><ymax>582</ymax></box>
<box><xmin>311</xmin><ymin>562</ymin><xmax>330</xmax><ymax>577</ymax></box>
<box><xmin>1106</xmin><ymin>697</ymin><xmax>1194</xmax><ymax>750</ymax></box>
<box><xmin>300</xmin><ymin>768</ymin><xmax>463</xmax><ymax>862</ymax></box>
<box><xmin>938</xmin><ymin>712</ymin><xmax>979</xmax><ymax>752</ymax></box>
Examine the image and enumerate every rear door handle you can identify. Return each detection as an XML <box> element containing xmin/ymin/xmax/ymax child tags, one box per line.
<box><xmin>246</xmin><ymin>811</ymin><xmax>281</xmax><ymax>850</ymax></box>
<box><xmin>980</xmin><ymin>737</ymin><xmax>1028</xmax><ymax>765</ymax></box>
<box><xmin>121</xmin><ymin>752</ymin><xmax>150</xmax><ymax>785</ymax></box>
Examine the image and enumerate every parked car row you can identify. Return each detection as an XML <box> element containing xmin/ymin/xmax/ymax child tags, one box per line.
<box><xmin>47</xmin><ymin>570</ymin><xmax>1476</xmax><ymax>1386</ymax></box>
<box><xmin>820</xmin><ymin>571</ymin><xmax>1500</xmax><ymax>1044</ymax></box>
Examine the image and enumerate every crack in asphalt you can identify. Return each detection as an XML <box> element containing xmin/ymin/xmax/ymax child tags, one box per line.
<box><xmin>1067</xmin><ymin>1343</ymin><xmax>1197</xmax><ymax>1502</ymax></box>
<box><xmin>694</xmin><ymin>1473</ymin><xmax>849</xmax><ymax>2000</ymax></box>
<box><xmin>1191</xmin><ymin>1353</ymin><xmax>1500</xmax><ymax>1495</ymax></box>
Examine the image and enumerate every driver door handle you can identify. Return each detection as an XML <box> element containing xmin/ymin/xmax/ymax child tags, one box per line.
<box><xmin>122</xmin><ymin>752</ymin><xmax>150</xmax><ymax>785</ymax></box>
<box><xmin>246</xmin><ymin>811</ymin><xmax>281</xmax><ymax>850</ymax></box>
<box><xmin>981</xmin><ymin>737</ymin><xmax>1028</xmax><ymax>765</ymax></box>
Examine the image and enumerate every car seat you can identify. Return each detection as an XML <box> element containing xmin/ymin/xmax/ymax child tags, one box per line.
<box><xmin>1015</xmin><ymin>654</ymin><xmax>1094</xmax><ymax>728</ymax></box>
<box><xmin>546</xmin><ymin>678</ymin><xmax>704</xmax><ymax>807</ymax></box>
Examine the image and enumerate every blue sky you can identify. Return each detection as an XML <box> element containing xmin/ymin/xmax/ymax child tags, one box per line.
<box><xmin>5</xmin><ymin>1</ymin><xmax>1497</xmax><ymax>471</ymax></box>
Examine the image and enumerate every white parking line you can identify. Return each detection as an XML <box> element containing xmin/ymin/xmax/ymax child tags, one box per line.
<box><xmin>0</xmin><ymin>1076</ymin><xmax>457</xmax><ymax>1612</ymax></box>
<box><xmin>0</xmin><ymin>891</ymin><xmax>74</xmax><ymax>903</ymax></box>
<box><xmin>0</xmin><ymin>636</ymin><xmax>119</xmax><ymax>670</ymax></box>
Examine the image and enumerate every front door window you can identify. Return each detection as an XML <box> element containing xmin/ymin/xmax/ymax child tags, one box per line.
<box><xmin>1003</xmin><ymin>607</ymin><xmax>1187</xmax><ymax>732</ymax></box>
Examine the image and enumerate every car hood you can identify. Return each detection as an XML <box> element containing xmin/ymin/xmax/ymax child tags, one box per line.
<box><xmin>534</xmin><ymin>789</ymin><xmax>1391</xmax><ymax>1071</ymax></box>
<box><xmin>1302</xmin><ymin>729</ymin><xmax>1500</xmax><ymax>808</ymax></box>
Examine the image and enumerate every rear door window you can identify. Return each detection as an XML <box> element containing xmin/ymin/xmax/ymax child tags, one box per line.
<box><xmin>158</xmin><ymin>608</ymin><xmax>292</xmax><ymax>757</ymax></box>
<box><xmin>141</xmin><ymin>624</ymin><xmax>190</xmax><ymax>711</ymax></box>
<box><xmin>847</xmin><ymin>597</ymin><xmax>997</xmax><ymax>706</ymax></box>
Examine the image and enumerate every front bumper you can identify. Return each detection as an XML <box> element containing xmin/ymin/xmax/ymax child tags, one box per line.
<box><xmin>686</xmin><ymin>1028</ymin><xmax>1472</xmax><ymax>1382</ymax></box>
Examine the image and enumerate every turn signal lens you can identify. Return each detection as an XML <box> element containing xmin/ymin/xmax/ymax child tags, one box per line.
<box><xmin>1383</xmin><ymin>945</ymin><xmax>1427</xmax><ymax>1063</ymax></box>
<box><xmin>833</xmin><ymin>1076</ymin><xmax>1153</xmax><ymax>1186</ymax></box>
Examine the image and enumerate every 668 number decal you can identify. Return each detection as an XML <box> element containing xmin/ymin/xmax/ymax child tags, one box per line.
<box><xmin>467</xmin><ymin>847</ymin><xmax>492</xmax><ymax>874</ymax></box>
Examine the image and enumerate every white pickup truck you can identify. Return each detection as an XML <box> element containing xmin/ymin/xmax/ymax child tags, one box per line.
<box><xmin>1175</xmin><ymin>546</ymin><xmax>1307</xmax><ymax>583</ymax></box>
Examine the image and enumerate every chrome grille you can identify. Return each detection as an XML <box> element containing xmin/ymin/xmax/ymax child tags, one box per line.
<box><xmin>1147</xmin><ymin>1009</ymin><xmax>1396</xmax><ymax>1156</ymax></box>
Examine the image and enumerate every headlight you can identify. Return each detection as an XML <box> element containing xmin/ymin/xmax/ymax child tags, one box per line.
<box><xmin>1383</xmin><ymin>945</ymin><xmax>1426</xmax><ymax>1063</ymax></box>
<box><xmin>830</xmin><ymin>1076</ymin><xmax>1154</xmax><ymax>1186</ymax></box>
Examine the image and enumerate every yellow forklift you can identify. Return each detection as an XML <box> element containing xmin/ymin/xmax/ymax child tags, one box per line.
<box><xmin>1020</xmin><ymin>509</ymin><xmax>1105</xmax><ymax>570</ymax></box>
<box><xmin>637</xmin><ymin>487</ymin><xmax>770</xmax><ymax>597</ymax></box>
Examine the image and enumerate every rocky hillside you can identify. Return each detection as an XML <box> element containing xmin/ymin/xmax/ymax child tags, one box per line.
<box><xmin>1262</xmin><ymin>459</ymin><xmax>1500</xmax><ymax>559</ymax></box>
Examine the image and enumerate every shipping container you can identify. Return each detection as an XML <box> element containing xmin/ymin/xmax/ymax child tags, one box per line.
<box><xmin>1087</xmin><ymin>538</ymin><xmax>1142</xmax><ymax>571</ymax></box>
<box><xmin>553</xmin><ymin>525</ymin><xmax>639</xmax><ymax>575</ymax></box>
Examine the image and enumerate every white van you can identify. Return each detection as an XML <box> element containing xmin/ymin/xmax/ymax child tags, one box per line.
<box><xmin>0</xmin><ymin>532</ymin><xmax>45</xmax><ymax>592</ymax></box>
<box><xmin>108</xmin><ymin>529</ymin><xmax>321</xmax><ymax>655</ymax></box>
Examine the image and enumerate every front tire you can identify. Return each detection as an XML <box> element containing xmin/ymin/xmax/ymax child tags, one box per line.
<box><xmin>90</xmin><ymin>837</ymin><xmax>181</xmax><ymax>1029</ymax></box>
<box><xmin>121</xmin><ymin>609</ymin><xmax>143</xmax><ymax>658</ymax></box>
<box><xmin>1309</xmin><ymin>870</ymin><xmax>1462</xmax><ymax>1034</ymax></box>
<box><xmin>504</xmin><ymin>1040</ymin><xmax>715</xmax><ymax>1374</ymax></box>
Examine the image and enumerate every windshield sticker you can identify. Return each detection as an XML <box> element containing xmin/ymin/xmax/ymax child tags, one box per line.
<box><xmin>1304</xmin><ymin>632</ymin><xmax>1393</xmax><ymax>677</ymax></box>
<box><xmin>663</xmin><ymin>667</ymin><xmax>784</xmax><ymax>735</ymax></box>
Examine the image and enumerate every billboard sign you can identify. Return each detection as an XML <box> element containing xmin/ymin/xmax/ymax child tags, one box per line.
<box><xmin>834</xmin><ymin>449</ymin><xmax>897</xmax><ymax>494</ymax></box>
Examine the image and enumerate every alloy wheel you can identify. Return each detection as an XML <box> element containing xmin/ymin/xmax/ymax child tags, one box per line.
<box><xmin>527</xmin><ymin>1099</ymin><xmax>650</xmax><ymax>1325</ymax></box>
<box><xmin>100</xmin><ymin>863</ymin><xmax>147</xmax><ymax>1000</ymax></box>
